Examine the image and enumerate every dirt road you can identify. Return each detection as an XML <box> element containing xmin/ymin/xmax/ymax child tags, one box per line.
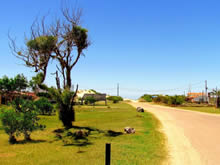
<box><xmin>129</xmin><ymin>102</ymin><xmax>220</xmax><ymax>165</ymax></box>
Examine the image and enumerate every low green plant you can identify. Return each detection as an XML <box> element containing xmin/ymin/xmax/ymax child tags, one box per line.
<box><xmin>36</xmin><ymin>92</ymin><xmax>51</xmax><ymax>99</ymax></box>
<box><xmin>0</xmin><ymin>108</ymin><xmax>20</xmax><ymax>143</ymax></box>
<box><xmin>16</xmin><ymin>100</ymin><xmax>45</xmax><ymax>141</ymax></box>
<box><xmin>140</xmin><ymin>94</ymin><xmax>153</xmax><ymax>102</ymax></box>
<box><xmin>152</xmin><ymin>95</ymin><xmax>185</xmax><ymax>106</ymax></box>
<box><xmin>107</xmin><ymin>96</ymin><xmax>123</xmax><ymax>103</ymax></box>
<box><xmin>34</xmin><ymin>97</ymin><xmax>54</xmax><ymax>115</ymax></box>
<box><xmin>1</xmin><ymin>98</ymin><xmax>45</xmax><ymax>143</ymax></box>
<box><xmin>84</xmin><ymin>96</ymin><xmax>96</xmax><ymax>105</ymax></box>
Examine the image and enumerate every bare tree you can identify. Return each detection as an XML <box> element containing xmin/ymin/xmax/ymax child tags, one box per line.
<box><xmin>9</xmin><ymin>7</ymin><xmax>90</xmax><ymax>128</ymax></box>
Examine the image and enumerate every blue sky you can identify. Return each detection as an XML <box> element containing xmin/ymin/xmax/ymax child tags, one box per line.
<box><xmin>1</xmin><ymin>0</ymin><xmax>220</xmax><ymax>99</ymax></box>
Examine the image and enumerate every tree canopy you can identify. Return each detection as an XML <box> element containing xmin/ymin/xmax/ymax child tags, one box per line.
<box><xmin>0</xmin><ymin>74</ymin><xmax>28</xmax><ymax>94</ymax></box>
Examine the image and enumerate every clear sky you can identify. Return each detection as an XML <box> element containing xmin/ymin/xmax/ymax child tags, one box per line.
<box><xmin>1</xmin><ymin>0</ymin><xmax>220</xmax><ymax>99</ymax></box>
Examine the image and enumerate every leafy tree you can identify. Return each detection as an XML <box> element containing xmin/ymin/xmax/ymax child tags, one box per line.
<box><xmin>10</xmin><ymin>7</ymin><xmax>90</xmax><ymax>128</ymax></box>
<box><xmin>0</xmin><ymin>74</ymin><xmax>28</xmax><ymax>93</ymax></box>
<box><xmin>0</xmin><ymin>108</ymin><xmax>20</xmax><ymax>143</ymax></box>
<box><xmin>11</xmin><ymin>98</ymin><xmax>45</xmax><ymax>141</ymax></box>
<box><xmin>1</xmin><ymin>98</ymin><xmax>45</xmax><ymax>143</ymax></box>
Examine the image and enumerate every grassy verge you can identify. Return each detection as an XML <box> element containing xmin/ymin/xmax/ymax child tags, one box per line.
<box><xmin>141</xmin><ymin>101</ymin><xmax>220</xmax><ymax>114</ymax></box>
<box><xmin>178</xmin><ymin>106</ymin><xmax>220</xmax><ymax>114</ymax></box>
<box><xmin>0</xmin><ymin>102</ymin><xmax>167</xmax><ymax>165</ymax></box>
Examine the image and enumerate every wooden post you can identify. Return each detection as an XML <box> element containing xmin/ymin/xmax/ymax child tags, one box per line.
<box><xmin>216</xmin><ymin>96</ymin><xmax>219</xmax><ymax>108</ymax></box>
<box><xmin>105</xmin><ymin>143</ymin><xmax>111</xmax><ymax>165</ymax></box>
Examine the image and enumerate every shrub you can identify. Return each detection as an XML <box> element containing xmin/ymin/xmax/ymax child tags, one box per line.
<box><xmin>84</xmin><ymin>96</ymin><xmax>96</xmax><ymax>105</ymax></box>
<box><xmin>1</xmin><ymin>98</ymin><xmax>46</xmax><ymax>143</ymax></box>
<box><xmin>0</xmin><ymin>108</ymin><xmax>20</xmax><ymax>143</ymax></box>
<box><xmin>107</xmin><ymin>96</ymin><xmax>123</xmax><ymax>103</ymax></box>
<box><xmin>34</xmin><ymin>97</ymin><xmax>54</xmax><ymax>115</ymax></box>
<box><xmin>152</xmin><ymin>95</ymin><xmax>185</xmax><ymax>106</ymax></box>
<box><xmin>36</xmin><ymin>92</ymin><xmax>51</xmax><ymax>99</ymax></box>
<box><xmin>152</xmin><ymin>95</ymin><xmax>163</xmax><ymax>103</ymax></box>
<box><xmin>140</xmin><ymin>94</ymin><xmax>152</xmax><ymax>102</ymax></box>
<box><xmin>17</xmin><ymin>100</ymin><xmax>45</xmax><ymax>141</ymax></box>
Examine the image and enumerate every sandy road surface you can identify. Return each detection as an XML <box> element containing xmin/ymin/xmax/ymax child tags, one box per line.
<box><xmin>129</xmin><ymin>102</ymin><xmax>220</xmax><ymax>165</ymax></box>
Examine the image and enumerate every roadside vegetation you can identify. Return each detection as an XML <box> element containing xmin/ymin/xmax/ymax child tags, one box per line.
<box><xmin>139</xmin><ymin>94</ymin><xmax>185</xmax><ymax>106</ymax></box>
<box><xmin>0</xmin><ymin>102</ymin><xmax>167</xmax><ymax>165</ymax></box>
<box><xmin>140</xmin><ymin>94</ymin><xmax>220</xmax><ymax>114</ymax></box>
<box><xmin>107</xmin><ymin>96</ymin><xmax>123</xmax><ymax>103</ymax></box>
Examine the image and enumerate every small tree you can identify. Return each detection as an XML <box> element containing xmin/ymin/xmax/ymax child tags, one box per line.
<box><xmin>11</xmin><ymin>98</ymin><xmax>45</xmax><ymax>141</ymax></box>
<box><xmin>0</xmin><ymin>108</ymin><xmax>20</xmax><ymax>144</ymax></box>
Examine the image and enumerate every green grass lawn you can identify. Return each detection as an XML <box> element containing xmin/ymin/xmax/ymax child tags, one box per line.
<box><xmin>178</xmin><ymin>106</ymin><xmax>220</xmax><ymax>114</ymax></box>
<box><xmin>0</xmin><ymin>102</ymin><xmax>167</xmax><ymax>165</ymax></box>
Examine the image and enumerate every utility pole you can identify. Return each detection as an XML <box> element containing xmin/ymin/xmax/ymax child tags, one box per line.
<box><xmin>117</xmin><ymin>83</ymin><xmax>119</xmax><ymax>97</ymax></box>
<box><xmin>205</xmin><ymin>80</ymin><xmax>208</xmax><ymax>103</ymax></box>
<box><xmin>215</xmin><ymin>86</ymin><xmax>219</xmax><ymax>108</ymax></box>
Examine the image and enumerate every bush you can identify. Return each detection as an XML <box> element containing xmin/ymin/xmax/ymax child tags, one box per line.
<box><xmin>36</xmin><ymin>92</ymin><xmax>51</xmax><ymax>99</ymax></box>
<box><xmin>17</xmin><ymin>100</ymin><xmax>45</xmax><ymax>141</ymax></box>
<box><xmin>0</xmin><ymin>108</ymin><xmax>20</xmax><ymax>143</ymax></box>
<box><xmin>84</xmin><ymin>96</ymin><xmax>96</xmax><ymax>105</ymax></box>
<box><xmin>140</xmin><ymin>94</ymin><xmax>152</xmax><ymax>102</ymax></box>
<box><xmin>34</xmin><ymin>97</ymin><xmax>54</xmax><ymax>115</ymax></box>
<box><xmin>152</xmin><ymin>95</ymin><xmax>185</xmax><ymax>106</ymax></box>
<box><xmin>1</xmin><ymin>99</ymin><xmax>45</xmax><ymax>143</ymax></box>
<box><xmin>107</xmin><ymin>96</ymin><xmax>123</xmax><ymax>103</ymax></box>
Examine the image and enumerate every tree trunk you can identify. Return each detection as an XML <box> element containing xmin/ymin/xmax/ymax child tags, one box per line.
<box><xmin>24</xmin><ymin>132</ymin><xmax>31</xmax><ymax>141</ymax></box>
<box><xmin>66</xmin><ymin>68</ymin><xmax>71</xmax><ymax>89</ymax></box>
<box><xmin>59</xmin><ymin>104</ymin><xmax>75</xmax><ymax>129</ymax></box>
<box><xmin>9</xmin><ymin>134</ymin><xmax>16</xmax><ymax>144</ymax></box>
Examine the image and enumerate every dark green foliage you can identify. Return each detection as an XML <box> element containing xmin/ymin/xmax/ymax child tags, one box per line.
<box><xmin>140</xmin><ymin>94</ymin><xmax>153</xmax><ymax>102</ymax></box>
<box><xmin>0</xmin><ymin>74</ymin><xmax>28</xmax><ymax>93</ymax></box>
<box><xmin>16</xmin><ymin>99</ymin><xmax>45</xmax><ymax>141</ymax></box>
<box><xmin>107</xmin><ymin>96</ymin><xmax>123</xmax><ymax>103</ymax></box>
<box><xmin>36</xmin><ymin>92</ymin><xmax>51</xmax><ymax>99</ymax></box>
<box><xmin>0</xmin><ymin>108</ymin><xmax>20</xmax><ymax>143</ymax></box>
<box><xmin>152</xmin><ymin>95</ymin><xmax>185</xmax><ymax>106</ymax></box>
<box><xmin>34</xmin><ymin>97</ymin><xmax>54</xmax><ymax>115</ymax></box>
<box><xmin>29</xmin><ymin>73</ymin><xmax>45</xmax><ymax>92</ymax></box>
<box><xmin>167</xmin><ymin>95</ymin><xmax>185</xmax><ymax>105</ymax></box>
<box><xmin>1</xmin><ymin>98</ymin><xmax>45</xmax><ymax>143</ymax></box>
<box><xmin>70</xmin><ymin>26</ymin><xmax>89</xmax><ymax>50</ymax></box>
<box><xmin>84</xmin><ymin>96</ymin><xmax>96</xmax><ymax>105</ymax></box>
<box><xmin>48</xmin><ymin>88</ymin><xmax>75</xmax><ymax>128</ymax></box>
<box><xmin>27</xmin><ymin>36</ymin><xmax>57</xmax><ymax>53</ymax></box>
<box><xmin>140</xmin><ymin>94</ymin><xmax>186</xmax><ymax>106</ymax></box>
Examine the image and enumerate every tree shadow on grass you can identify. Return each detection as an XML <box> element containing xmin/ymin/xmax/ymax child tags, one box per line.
<box><xmin>63</xmin><ymin>139</ymin><xmax>93</xmax><ymax>147</ymax></box>
<box><xmin>72</xmin><ymin>126</ymin><xmax>105</xmax><ymax>133</ymax></box>
<box><xmin>52</xmin><ymin>126</ymin><xmax>123</xmax><ymax>147</ymax></box>
<box><xmin>105</xmin><ymin>130</ymin><xmax>123</xmax><ymax>137</ymax></box>
<box><xmin>16</xmin><ymin>139</ymin><xmax>47</xmax><ymax>144</ymax></box>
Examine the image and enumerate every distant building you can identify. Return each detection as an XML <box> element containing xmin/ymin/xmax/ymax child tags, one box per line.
<box><xmin>0</xmin><ymin>92</ymin><xmax>37</xmax><ymax>105</ymax></box>
<box><xmin>187</xmin><ymin>92</ymin><xmax>208</xmax><ymax>103</ymax></box>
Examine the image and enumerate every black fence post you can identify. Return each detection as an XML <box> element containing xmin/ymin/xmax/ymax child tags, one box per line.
<box><xmin>105</xmin><ymin>143</ymin><xmax>111</xmax><ymax>165</ymax></box>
